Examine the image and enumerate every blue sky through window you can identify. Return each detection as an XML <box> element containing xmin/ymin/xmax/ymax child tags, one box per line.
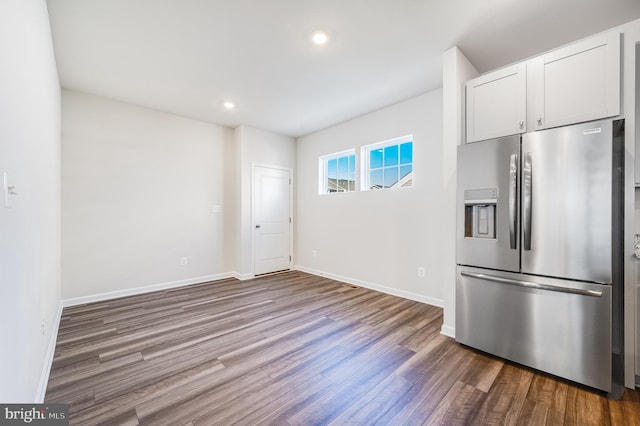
<box><xmin>327</xmin><ymin>158</ymin><xmax>337</xmax><ymax>179</ymax></box>
<box><xmin>367</xmin><ymin>139</ymin><xmax>412</xmax><ymax>189</ymax></box>
<box><xmin>323</xmin><ymin>151</ymin><xmax>356</xmax><ymax>193</ymax></box>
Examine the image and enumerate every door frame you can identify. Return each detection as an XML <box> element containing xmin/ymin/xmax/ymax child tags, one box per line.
<box><xmin>251</xmin><ymin>163</ymin><xmax>293</xmax><ymax>275</ymax></box>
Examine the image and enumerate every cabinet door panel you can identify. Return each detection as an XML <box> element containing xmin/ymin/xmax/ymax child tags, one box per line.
<box><xmin>539</xmin><ymin>32</ymin><xmax>620</xmax><ymax>130</ymax></box>
<box><xmin>466</xmin><ymin>64</ymin><xmax>526</xmax><ymax>143</ymax></box>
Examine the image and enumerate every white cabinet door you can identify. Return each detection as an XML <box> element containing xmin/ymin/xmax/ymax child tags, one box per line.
<box><xmin>532</xmin><ymin>32</ymin><xmax>620</xmax><ymax>131</ymax></box>
<box><xmin>466</xmin><ymin>64</ymin><xmax>526</xmax><ymax>143</ymax></box>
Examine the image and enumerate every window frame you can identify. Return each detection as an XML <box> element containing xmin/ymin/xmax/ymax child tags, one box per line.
<box><xmin>318</xmin><ymin>149</ymin><xmax>357</xmax><ymax>194</ymax></box>
<box><xmin>360</xmin><ymin>134</ymin><xmax>413</xmax><ymax>191</ymax></box>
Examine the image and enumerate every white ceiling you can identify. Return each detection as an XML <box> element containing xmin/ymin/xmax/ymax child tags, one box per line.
<box><xmin>46</xmin><ymin>0</ymin><xmax>640</xmax><ymax>138</ymax></box>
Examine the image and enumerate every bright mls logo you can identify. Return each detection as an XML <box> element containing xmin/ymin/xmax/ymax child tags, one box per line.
<box><xmin>0</xmin><ymin>404</ymin><xmax>68</xmax><ymax>425</ymax></box>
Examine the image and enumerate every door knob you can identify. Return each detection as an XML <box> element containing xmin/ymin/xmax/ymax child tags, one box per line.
<box><xmin>255</xmin><ymin>224</ymin><xmax>261</xmax><ymax>229</ymax></box>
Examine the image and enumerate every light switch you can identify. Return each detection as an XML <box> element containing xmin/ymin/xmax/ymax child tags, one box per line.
<box><xmin>213</xmin><ymin>205</ymin><xmax>221</xmax><ymax>213</ymax></box>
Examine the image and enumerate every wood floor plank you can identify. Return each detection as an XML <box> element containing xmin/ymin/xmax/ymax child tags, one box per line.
<box><xmin>239</xmin><ymin>374</ymin><xmax>336</xmax><ymax>426</ymax></box>
<box><xmin>458</xmin><ymin>350</ymin><xmax>505</xmax><ymax>393</ymax></box>
<box><xmin>608</xmin><ymin>389</ymin><xmax>640</xmax><ymax>426</ymax></box>
<box><xmin>564</xmin><ymin>384</ymin><xmax>611</xmax><ymax>426</ymax></box>
<box><xmin>516</xmin><ymin>398</ymin><xmax>552</xmax><ymax>426</ymax></box>
<box><xmin>326</xmin><ymin>373</ymin><xmax>412</xmax><ymax>425</ymax></box>
<box><xmin>423</xmin><ymin>380</ymin><xmax>486</xmax><ymax>426</ymax></box>
<box><xmin>285</xmin><ymin>344</ymin><xmax>414</xmax><ymax>425</ymax></box>
<box><xmin>44</xmin><ymin>271</ymin><xmax>640</xmax><ymax>425</ymax></box>
<box><xmin>523</xmin><ymin>373</ymin><xmax>569</xmax><ymax>424</ymax></box>
<box><xmin>137</xmin><ymin>368</ymin><xmax>274</xmax><ymax>425</ymax></box>
<box><xmin>468</xmin><ymin>363</ymin><xmax>535</xmax><ymax>425</ymax></box>
<box><xmin>380</xmin><ymin>344</ymin><xmax>477</xmax><ymax>424</ymax></box>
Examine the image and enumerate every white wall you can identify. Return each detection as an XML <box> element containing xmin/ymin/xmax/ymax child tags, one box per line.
<box><xmin>233</xmin><ymin>125</ymin><xmax>296</xmax><ymax>277</ymax></box>
<box><xmin>441</xmin><ymin>47</ymin><xmax>478</xmax><ymax>337</ymax></box>
<box><xmin>295</xmin><ymin>91</ymin><xmax>444</xmax><ymax>305</ymax></box>
<box><xmin>62</xmin><ymin>90</ymin><xmax>233</xmax><ymax>300</ymax></box>
<box><xmin>0</xmin><ymin>0</ymin><xmax>61</xmax><ymax>402</ymax></box>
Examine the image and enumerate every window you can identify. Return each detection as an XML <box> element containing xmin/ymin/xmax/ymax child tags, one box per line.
<box><xmin>361</xmin><ymin>135</ymin><xmax>413</xmax><ymax>190</ymax></box>
<box><xmin>319</xmin><ymin>150</ymin><xmax>356</xmax><ymax>194</ymax></box>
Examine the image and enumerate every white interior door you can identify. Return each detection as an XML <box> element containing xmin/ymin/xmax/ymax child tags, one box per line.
<box><xmin>253</xmin><ymin>166</ymin><xmax>291</xmax><ymax>275</ymax></box>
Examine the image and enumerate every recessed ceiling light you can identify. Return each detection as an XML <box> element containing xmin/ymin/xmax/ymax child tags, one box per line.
<box><xmin>223</xmin><ymin>101</ymin><xmax>236</xmax><ymax>110</ymax></box>
<box><xmin>311</xmin><ymin>30</ymin><xmax>328</xmax><ymax>45</ymax></box>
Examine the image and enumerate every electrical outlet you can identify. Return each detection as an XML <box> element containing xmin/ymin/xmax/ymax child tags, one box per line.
<box><xmin>180</xmin><ymin>257</ymin><xmax>188</xmax><ymax>266</ymax></box>
<box><xmin>417</xmin><ymin>267</ymin><xmax>425</xmax><ymax>278</ymax></box>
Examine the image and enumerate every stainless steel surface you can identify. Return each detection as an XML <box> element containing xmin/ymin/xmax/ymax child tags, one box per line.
<box><xmin>521</xmin><ymin>120</ymin><xmax>613</xmax><ymax>283</ymax></box>
<box><xmin>522</xmin><ymin>152</ymin><xmax>532</xmax><ymax>251</ymax></box>
<box><xmin>470</xmin><ymin>205</ymin><xmax>495</xmax><ymax>239</ymax></box>
<box><xmin>456</xmin><ymin>266</ymin><xmax>612</xmax><ymax>392</ymax></box>
<box><xmin>456</xmin><ymin>119</ymin><xmax>625</xmax><ymax>394</ymax></box>
<box><xmin>463</xmin><ymin>188</ymin><xmax>497</xmax><ymax>205</ymax></box>
<box><xmin>508</xmin><ymin>154</ymin><xmax>518</xmax><ymax>249</ymax></box>
<box><xmin>457</xmin><ymin>135</ymin><xmax>520</xmax><ymax>272</ymax></box>
<box><xmin>460</xmin><ymin>271</ymin><xmax>603</xmax><ymax>297</ymax></box>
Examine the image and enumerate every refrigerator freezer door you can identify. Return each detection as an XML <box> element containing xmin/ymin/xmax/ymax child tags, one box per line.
<box><xmin>457</xmin><ymin>135</ymin><xmax>520</xmax><ymax>272</ymax></box>
<box><xmin>456</xmin><ymin>266</ymin><xmax>612</xmax><ymax>392</ymax></box>
<box><xmin>521</xmin><ymin>120</ymin><xmax>613</xmax><ymax>283</ymax></box>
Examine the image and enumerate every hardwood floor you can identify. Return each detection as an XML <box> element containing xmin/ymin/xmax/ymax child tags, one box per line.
<box><xmin>46</xmin><ymin>271</ymin><xmax>640</xmax><ymax>425</ymax></box>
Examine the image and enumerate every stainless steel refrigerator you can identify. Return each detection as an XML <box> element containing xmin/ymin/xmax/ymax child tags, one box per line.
<box><xmin>456</xmin><ymin>118</ymin><xmax>624</xmax><ymax>396</ymax></box>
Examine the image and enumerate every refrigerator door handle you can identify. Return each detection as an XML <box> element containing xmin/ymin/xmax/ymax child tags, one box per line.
<box><xmin>509</xmin><ymin>153</ymin><xmax>518</xmax><ymax>250</ymax></box>
<box><xmin>523</xmin><ymin>152</ymin><xmax>532</xmax><ymax>250</ymax></box>
<box><xmin>460</xmin><ymin>271</ymin><xmax>604</xmax><ymax>297</ymax></box>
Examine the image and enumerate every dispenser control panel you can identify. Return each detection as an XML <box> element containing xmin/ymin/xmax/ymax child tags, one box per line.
<box><xmin>464</xmin><ymin>188</ymin><xmax>497</xmax><ymax>239</ymax></box>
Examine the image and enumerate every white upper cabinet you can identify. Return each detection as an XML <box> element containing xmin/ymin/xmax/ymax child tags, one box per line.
<box><xmin>465</xmin><ymin>31</ymin><xmax>621</xmax><ymax>143</ymax></box>
<box><xmin>529</xmin><ymin>32</ymin><xmax>621</xmax><ymax>131</ymax></box>
<box><xmin>466</xmin><ymin>64</ymin><xmax>526</xmax><ymax>143</ymax></box>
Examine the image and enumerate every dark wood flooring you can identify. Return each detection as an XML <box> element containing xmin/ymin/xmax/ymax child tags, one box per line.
<box><xmin>46</xmin><ymin>271</ymin><xmax>640</xmax><ymax>425</ymax></box>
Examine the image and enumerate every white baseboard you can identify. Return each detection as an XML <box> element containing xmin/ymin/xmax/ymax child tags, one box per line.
<box><xmin>233</xmin><ymin>271</ymin><xmax>255</xmax><ymax>281</ymax></box>
<box><xmin>294</xmin><ymin>265</ymin><xmax>444</xmax><ymax>308</ymax></box>
<box><xmin>440</xmin><ymin>324</ymin><xmax>456</xmax><ymax>338</ymax></box>
<box><xmin>35</xmin><ymin>301</ymin><xmax>63</xmax><ymax>403</ymax></box>
<box><xmin>62</xmin><ymin>273</ymin><xmax>235</xmax><ymax>307</ymax></box>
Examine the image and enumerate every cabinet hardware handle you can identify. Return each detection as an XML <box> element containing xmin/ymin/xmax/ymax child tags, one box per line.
<box><xmin>537</xmin><ymin>118</ymin><xmax>542</xmax><ymax>126</ymax></box>
<box><xmin>519</xmin><ymin>121</ymin><xmax>524</xmax><ymax>130</ymax></box>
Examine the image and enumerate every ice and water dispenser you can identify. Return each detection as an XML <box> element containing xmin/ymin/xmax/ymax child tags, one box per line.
<box><xmin>464</xmin><ymin>188</ymin><xmax>497</xmax><ymax>239</ymax></box>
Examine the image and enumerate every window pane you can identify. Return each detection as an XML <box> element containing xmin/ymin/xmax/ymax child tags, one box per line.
<box><xmin>327</xmin><ymin>158</ymin><xmax>337</xmax><ymax>179</ymax></box>
<box><xmin>370</xmin><ymin>148</ymin><xmax>383</xmax><ymax>169</ymax></box>
<box><xmin>322</xmin><ymin>151</ymin><xmax>356</xmax><ymax>193</ymax></box>
<box><xmin>384</xmin><ymin>145</ymin><xmax>398</xmax><ymax>167</ymax></box>
<box><xmin>384</xmin><ymin>166</ymin><xmax>399</xmax><ymax>187</ymax></box>
<box><xmin>338</xmin><ymin>156</ymin><xmax>348</xmax><ymax>180</ymax></box>
<box><xmin>348</xmin><ymin>154</ymin><xmax>356</xmax><ymax>191</ymax></box>
<box><xmin>336</xmin><ymin>156</ymin><xmax>348</xmax><ymax>192</ymax></box>
<box><xmin>400</xmin><ymin>165</ymin><xmax>413</xmax><ymax>187</ymax></box>
<box><xmin>400</xmin><ymin>142</ymin><xmax>413</xmax><ymax>165</ymax></box>
<box><xmin>370</xmin><ymin>169</ymin><xmax>383</xmax><ymax>189</ymax></box>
